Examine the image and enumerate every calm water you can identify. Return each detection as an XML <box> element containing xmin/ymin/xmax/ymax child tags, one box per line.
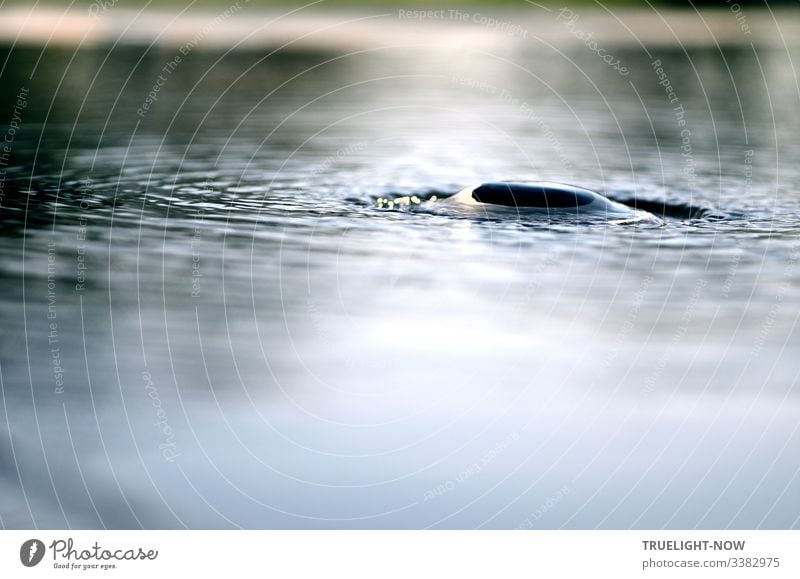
<box><xmin>1</xmin><ymin>34</ymin><xmax>799</xmax><ymax>529</ymax></box>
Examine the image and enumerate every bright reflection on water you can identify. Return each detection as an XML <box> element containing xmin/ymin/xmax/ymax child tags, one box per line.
<box><xmin>1</xmin><ymin>37</ymin><xmax>799</xmax><ymax>529</ymax></box>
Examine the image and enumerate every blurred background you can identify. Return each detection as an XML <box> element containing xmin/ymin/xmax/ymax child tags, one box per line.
<box><xmin>2</xmin><ymin>0</ymin><xmax>797</xmax><ymax>6</ymax></box>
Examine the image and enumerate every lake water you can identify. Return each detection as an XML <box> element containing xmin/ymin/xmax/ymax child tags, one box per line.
<box><xmin>1</xmin><ymin>28</ymin><xmax>799</xmax><ymax>529</ymax></box>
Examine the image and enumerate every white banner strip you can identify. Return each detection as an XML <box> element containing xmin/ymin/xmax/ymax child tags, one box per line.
<box><xmin>1</xmin><ymin>531</ymin><xmax>796</xmax><ymax>578</ymax></box>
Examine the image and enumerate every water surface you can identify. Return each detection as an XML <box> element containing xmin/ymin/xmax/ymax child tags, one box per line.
<box><xmin>1</xmin><ymin>32</ymin><xmax>799</xmax><ymax>529</ymax></box>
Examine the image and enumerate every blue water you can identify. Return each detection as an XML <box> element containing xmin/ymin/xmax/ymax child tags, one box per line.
<box><xmin>1</xmin><ymin>36</ymin><xmax>799</xmax><ymax>529</ymax></box>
